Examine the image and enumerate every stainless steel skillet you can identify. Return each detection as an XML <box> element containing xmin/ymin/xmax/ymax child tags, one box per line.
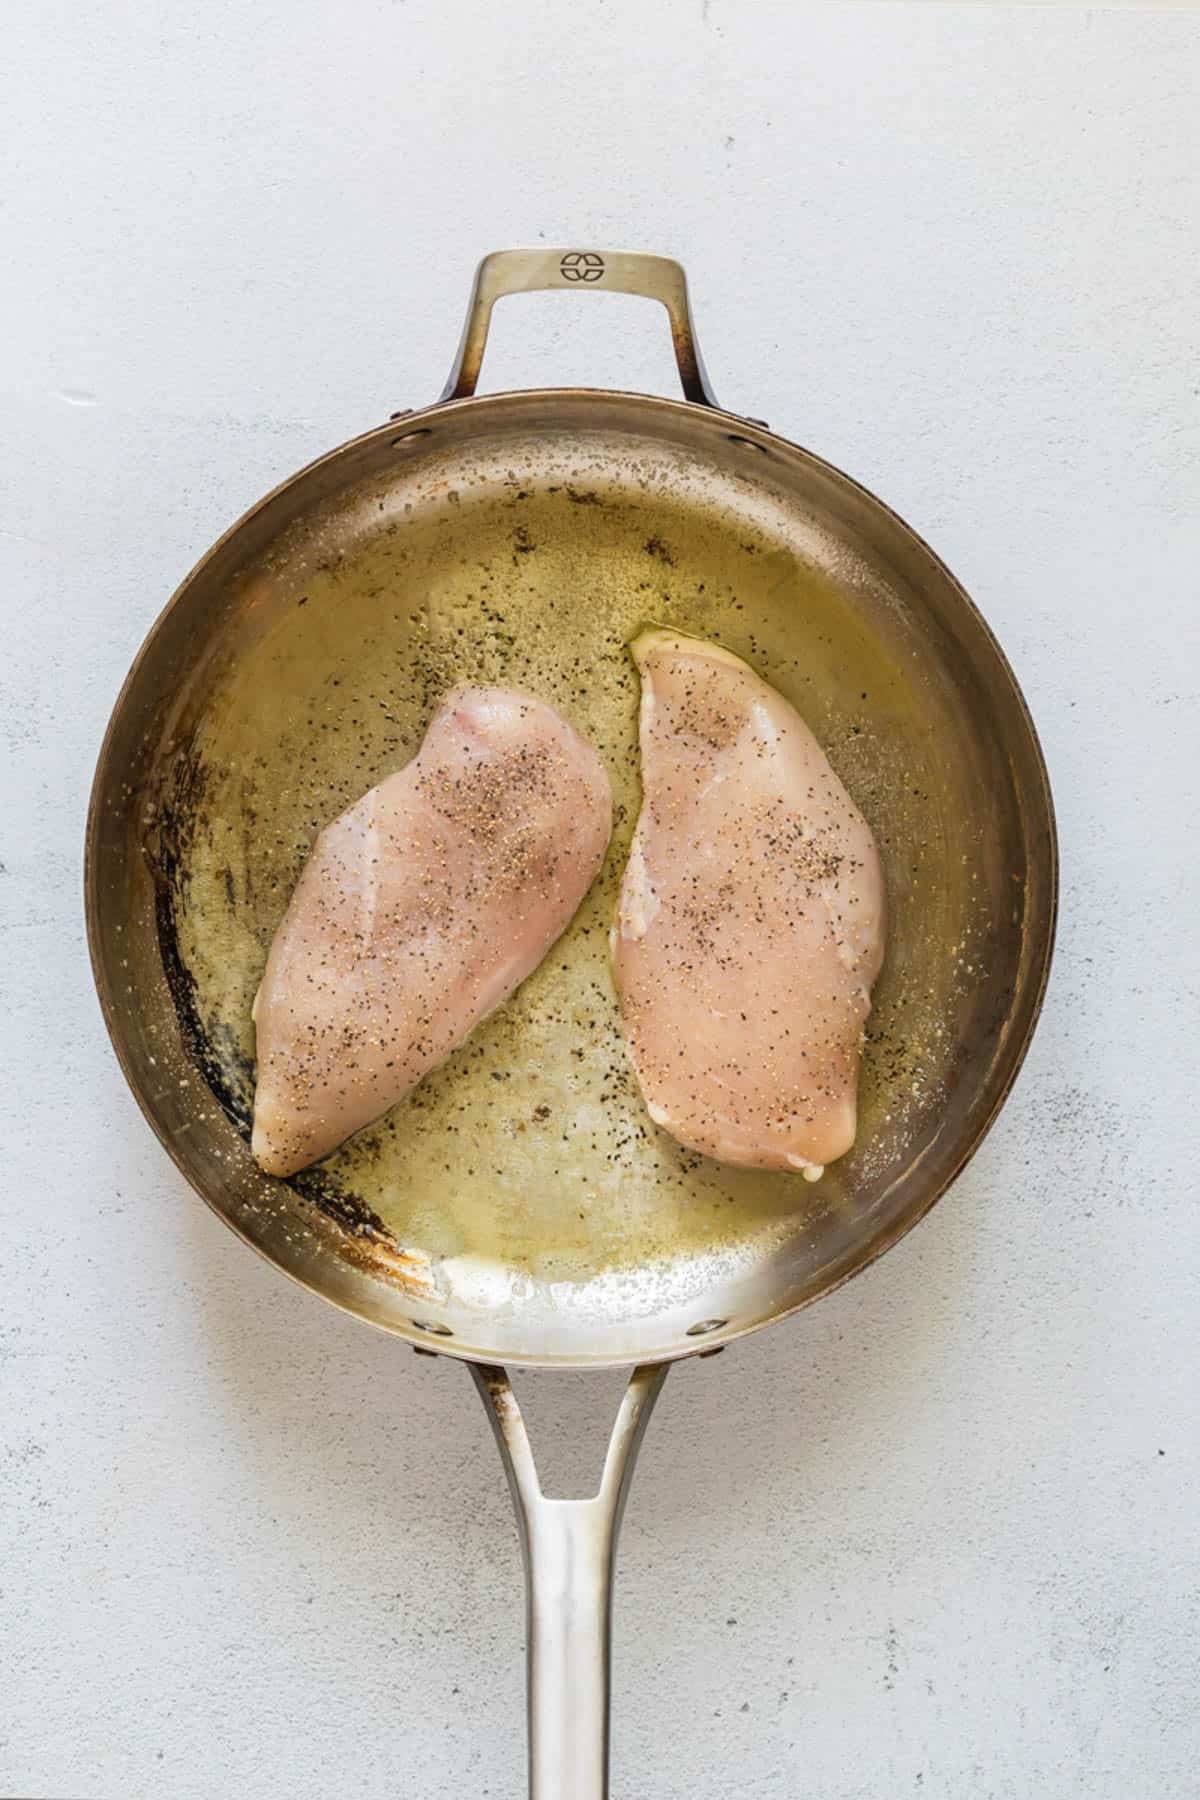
<box><xmin>86</xmin><ymin>249</ymin><xmax>1057</xmax><ymax>1796</ymax></box>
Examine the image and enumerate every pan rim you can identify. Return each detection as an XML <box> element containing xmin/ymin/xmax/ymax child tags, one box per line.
<box><xmin>85</xmin><ymin>385</ymin><xmax>1059</xmax><ymax>1369</ymax></box>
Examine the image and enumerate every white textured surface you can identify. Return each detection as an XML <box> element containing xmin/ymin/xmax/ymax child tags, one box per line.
<box><xmin>2</xmin><ymin>4</ymin><xmax>1199</xmax><ymax>1796</ymax></box>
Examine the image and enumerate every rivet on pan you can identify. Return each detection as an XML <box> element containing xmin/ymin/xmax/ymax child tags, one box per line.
<box><xmin>391</xmin><ymin>427</ymin><xmax>433</xmax><ymax>447</ymax></box>
<box><xmin>411</xmin><ymin>1318</ymin><xmax>454</xmax><ymax>1336</ymax></box>
<box><xmin>698</xmin><ymin>1345</ymin><xmax>726</xmax><ymax>1359</ymax></box>
<box><xmin>686</xmin><ymin>1318</ymin><xmax>728</xmax><ymax>1336</ymax></box>
<box><xmin>725</xmin><ymin>434</ymin><xmax>769</xmax><ymax>454</ymax></box>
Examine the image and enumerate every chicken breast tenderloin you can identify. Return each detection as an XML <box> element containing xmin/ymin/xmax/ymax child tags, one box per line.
<box><xmin>252</xmin><ymin>685</ymin><xmax>612</xmax><ymax>1177</ymax></box>
<box><xmin>614</xmin><ymin>629</ymin><xmax>886</xmax><ymax>1177</ymax></box>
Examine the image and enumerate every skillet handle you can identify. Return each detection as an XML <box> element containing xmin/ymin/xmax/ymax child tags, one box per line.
<box><xmin>440</xmin><ymin>248</ymin><xmax>718</xmax><ymax>407</ymax></box>
<box><xmin>470</xmin><ymin>1361</ymin><xmax>669</xmax><ymax>1800</ymax></box>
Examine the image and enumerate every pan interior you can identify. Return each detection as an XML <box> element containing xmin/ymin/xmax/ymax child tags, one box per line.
<box><xmin>89</xmin><ymin>396</ymin><xmax>1051</xmax><ymax>1364</ymax></box>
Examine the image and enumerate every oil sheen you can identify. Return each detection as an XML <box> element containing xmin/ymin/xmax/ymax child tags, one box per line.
<box><xmin>163</xmin><ymin>433</ymin><xmax>972</xmax><ymax>1306</ymax></box>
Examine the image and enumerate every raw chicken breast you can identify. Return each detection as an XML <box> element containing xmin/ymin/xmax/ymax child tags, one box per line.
<box><xmin>252</xmin><ymin>685</ymin><xmax>612</xmax><ymax>1177</ymax></box>
<box><xmin>614</xmin><ymin>630</ymin><xmax>886</xmax><ymax>1177</ymax></box>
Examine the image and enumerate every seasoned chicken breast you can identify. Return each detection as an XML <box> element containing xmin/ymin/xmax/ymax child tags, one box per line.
<box><xmin>252</xmin><ymin>685</ymin><xmax>612</xmax><ymax>1177</ymax></box>
<box><xmin>614</xmin><ymin>629</ymin><xmax>886</xmax><ymax>1177</ymax></box>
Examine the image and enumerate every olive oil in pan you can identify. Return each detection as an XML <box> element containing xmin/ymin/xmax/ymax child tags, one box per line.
<box><xmin>168</xmin><ymin>444</ymin><xmax>977</xmax><ymax>1301</ymax></box>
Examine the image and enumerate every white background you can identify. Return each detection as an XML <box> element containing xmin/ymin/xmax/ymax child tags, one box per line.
<box><xmin>2</xmin><ymin>4</ymin><xmax>1198</xmax><ymax>1796</ymax></box>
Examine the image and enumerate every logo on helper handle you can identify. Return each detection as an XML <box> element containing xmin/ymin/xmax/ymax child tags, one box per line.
<box><xmin>559</xmin><ymin>251</ymin><xmax>606</xmax><ymax>283</ymax></box>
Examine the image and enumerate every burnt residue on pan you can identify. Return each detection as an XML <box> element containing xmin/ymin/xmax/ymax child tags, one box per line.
<box><xmin>145</xmin><ymin>738</ymin><xmax>251</xmax><ymax>1118</ymax></box>
<box><xmin>291</xmin><ymin>1164</ymin><xmax>438</xmax><ymax>1295</ymax></box>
